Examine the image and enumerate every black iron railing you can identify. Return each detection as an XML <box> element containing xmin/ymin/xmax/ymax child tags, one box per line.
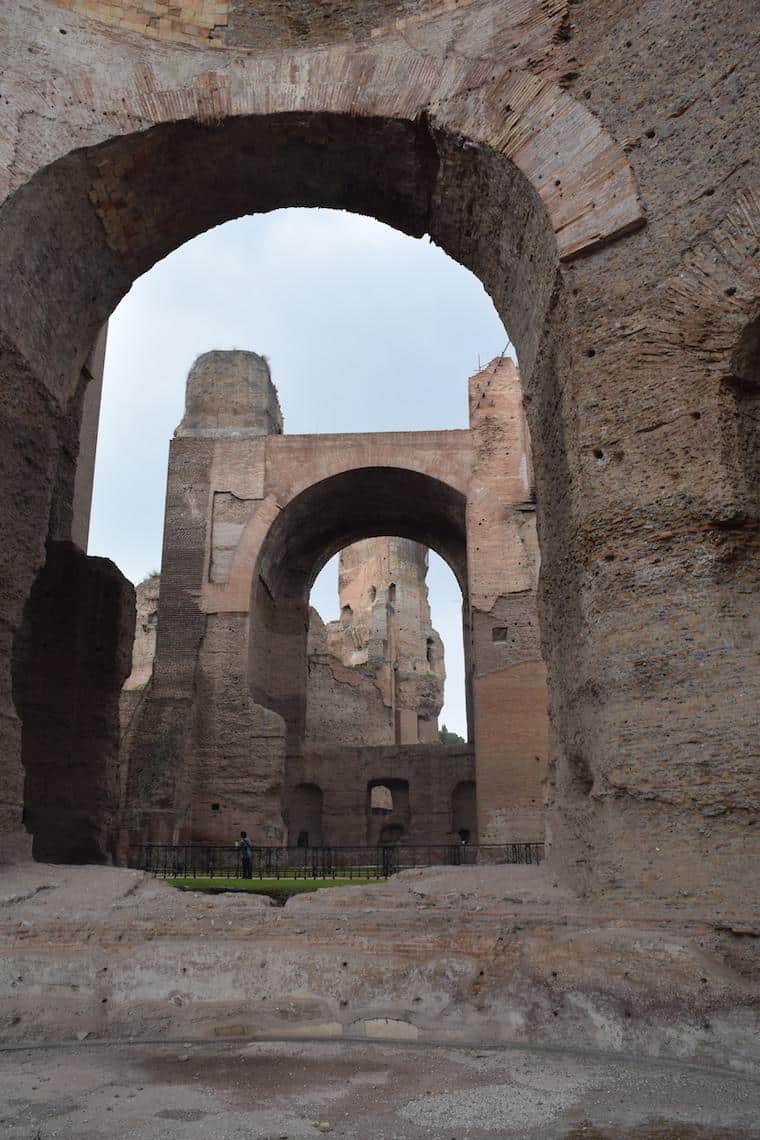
<box><xmin>130</xmin><ymin>842</ymin><xmax>545</xmax><ymax>880</ymax></box>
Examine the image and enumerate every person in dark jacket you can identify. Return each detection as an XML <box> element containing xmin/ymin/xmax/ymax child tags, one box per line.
<box><xmin>238</xmin><ymin>830</ymin><xmax>253</xmax><ymax>878</ymax></box>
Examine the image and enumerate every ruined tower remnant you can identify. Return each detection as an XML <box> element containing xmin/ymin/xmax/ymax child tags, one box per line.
<box><xmin>306</xmin><ymin>537</ymin><xmax>445</xmax><ymax>748</ymax></box>
<box><xmin>176</xmin><ymin>350</ymin><xmax>283</xmax><ymax>439</ymax></box>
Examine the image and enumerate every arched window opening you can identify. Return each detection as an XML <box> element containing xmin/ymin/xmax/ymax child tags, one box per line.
<box><xmin>26</xmin><ymin>198</ymin><xmax>546</xmax><ymax>862</ymax></box>
<box><xmin>367</xmin><ymin>779</ymin><xmax>410</xmax><ymax>846</ymax></box>
<box><xmin>379</xmin><ymin>824</ymin><xmax>404</xmax><ymax>846</ymax></box>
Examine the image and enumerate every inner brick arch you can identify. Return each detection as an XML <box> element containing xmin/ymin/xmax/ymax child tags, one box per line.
<box><xmin>248</xmin><ymin>465</ymin><xmax>469</xmax><ymax>751</ymax></box>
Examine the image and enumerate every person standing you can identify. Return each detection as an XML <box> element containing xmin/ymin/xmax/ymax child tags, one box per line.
<box><xmin>238</xmin><ymin>830</ymin><xmax>253</xmax><ymax>879</ymax></box>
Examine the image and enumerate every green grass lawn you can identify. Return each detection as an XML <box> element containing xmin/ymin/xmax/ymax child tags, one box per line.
<box><xmin>166</xmin><ymin>876</ymin><xmax>384</xmax><ymax>893</ymax></box>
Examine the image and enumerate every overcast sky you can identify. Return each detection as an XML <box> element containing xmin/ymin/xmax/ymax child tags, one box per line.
<box><xmin>89</xmin><ymin>208</ymin><xmax>510</xmax><ymax>736</ymax></box>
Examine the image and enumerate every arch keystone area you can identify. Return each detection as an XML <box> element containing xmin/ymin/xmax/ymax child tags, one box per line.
<box><xmin>82</xmin><ymin>53</ymin><xmax>644</xmax><ymax>263</ymax></box>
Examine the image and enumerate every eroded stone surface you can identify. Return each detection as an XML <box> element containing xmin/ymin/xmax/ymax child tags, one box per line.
<box><xmin>0</xmin><ymin>862</ymin><xmax>758</xmax><ymax>1078</ymax></box>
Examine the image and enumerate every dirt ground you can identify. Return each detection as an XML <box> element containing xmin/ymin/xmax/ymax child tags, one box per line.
<box><xmin>0</xmin><ymin>1037</ymin><xmax>759</xmax><ymax>1140</ymax></box>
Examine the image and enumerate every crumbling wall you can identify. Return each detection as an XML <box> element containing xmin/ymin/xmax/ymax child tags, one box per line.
<box><xmin>118</xmin><ymin>347</ymin><xmax>547</xmax><ymax>852</ymax></box>
<box><xmin>4</xmin><ymin>0</ymin><xmax>757</xmax><ymax>905</ymax></box>
<box><xmin>120</xmin><ymin>352</ymin><xmax>288</xmax><ymax>851</ymax></box>
<box><xmin>187</xmin><ymin>612</ymin><xmax>285</xmax><ymax>846</ymax></box>
<box><xmin>305</xmin><ymin>607</ymin><xmax>394</xmax><ymax>747</ymax></box>
<box><xmin>12</xmin><ymin>542</ymin><xmax>134</xmax><ymax>863</ymax></box>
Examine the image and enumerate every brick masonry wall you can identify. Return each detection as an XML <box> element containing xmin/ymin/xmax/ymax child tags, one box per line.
<box><xmin>118</xmin><ymin>352</ymin><xmax>544</xmax><ymax>851</ymax></box>
<box><xmin>287</xmin><ymin>744</ymin><xmax>475</xmax><ymax>847</ymax></box>
<box><xmin>467</xmin><ymin>359</ymin><xmax>549</xmax><ymax>843</ymax></box>
<box><xmin>51</xmin><ymin>0</ymin><xmax>229</xmax><ymax>47</ymax></box>
<box><xmin>306</xmin><ymin>537</ymin><xmax>445</xmax><ymax>749</ymax></box>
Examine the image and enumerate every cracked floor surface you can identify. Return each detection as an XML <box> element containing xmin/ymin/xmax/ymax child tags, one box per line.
<box><xmin>1</xmin><ymin>1038</ymin><xmax>759</xmax><ymax>1139</ymax></box>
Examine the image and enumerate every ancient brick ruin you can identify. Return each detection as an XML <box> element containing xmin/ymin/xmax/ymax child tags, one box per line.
<box><xmin>306</xmin><ymin>537</ymin><xmax>447</xmax><ymax>751</ymax></box>
<box><xmin>0</xmin><ymin>0</ymin><xmax>758</xmax><ymax>1085</ymax></box>
<box><xmin>117</xmin><ymin>349</ymin><xmax>544</xmax><ymax>853</ymax></box>
<box><xmin>2</xmin><ymin>0</ymin><xmax>757</xmax><ymax>908</ymax></box>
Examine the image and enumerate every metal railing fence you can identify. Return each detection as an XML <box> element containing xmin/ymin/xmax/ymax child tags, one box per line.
<box><xmin>130</xmin><ymin>841</ymin><xmax>545</xmax><ymax>881</ymax></box>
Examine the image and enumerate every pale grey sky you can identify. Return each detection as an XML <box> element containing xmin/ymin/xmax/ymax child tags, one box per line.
<box><xmin>88</xmin><ymin>208</ymin><xmax>510</xmax><ymax>736</ymax></box>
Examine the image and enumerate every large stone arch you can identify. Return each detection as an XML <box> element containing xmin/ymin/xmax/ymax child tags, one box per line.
<box><xmin>0</xmin><ymin>26</ymin><xmax>641</xmax><ymax>855</ymax></box>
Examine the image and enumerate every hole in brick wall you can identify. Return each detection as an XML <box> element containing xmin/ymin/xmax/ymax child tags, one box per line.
<box><xmin>379</xmin><ymin>823</ymin><xmax>404</xmax><ymax>844</ymax></box>
<box><xmin>452</xmin><ymin>780</ymin><xmax>477</xmax><ymax>842</ymax></box>
<box><xmin>41</xmin><ymin>110</ymin><xmax>555</xmax><ymax>859</ymax></box>
<box><xmin>492</xmin><ymin>626</ymin><xmax>508</xmax><ymax>643</ymax></box>
<box><xmin>289</xmin><ymin>783</ymin><xmax>324</xmax><ymax>847</ymax></box>
<box><xmin>211</xmin><ymin>803</ymin><xmax>220</xmax><ymax>811</ymax></box>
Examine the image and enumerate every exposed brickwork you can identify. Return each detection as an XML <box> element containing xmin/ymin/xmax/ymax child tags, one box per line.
<box><xmin>287</xmin><ymin>743</ymin><xmax>476</xmax><ymax>847</ymax></box>
<box><xmin>51</xmin><ymin>0</ymin><xmax>229</xmax><ymax>47</ymax></box>
<box><xmin>467</xmin><ymin>358</ymin><xmax>548</xmax><ymax>843</ymax></box>
<box><xmin>307</xmin><ymin>537</ymin><xmax>445</xmax><ymax>749</ymax></box>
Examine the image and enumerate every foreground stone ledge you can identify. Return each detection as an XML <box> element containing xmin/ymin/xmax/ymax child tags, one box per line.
<box><xmin>1</xmin><ymin>864</ymin><xmax>757</xmax><ymax>1073</ymax></box>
